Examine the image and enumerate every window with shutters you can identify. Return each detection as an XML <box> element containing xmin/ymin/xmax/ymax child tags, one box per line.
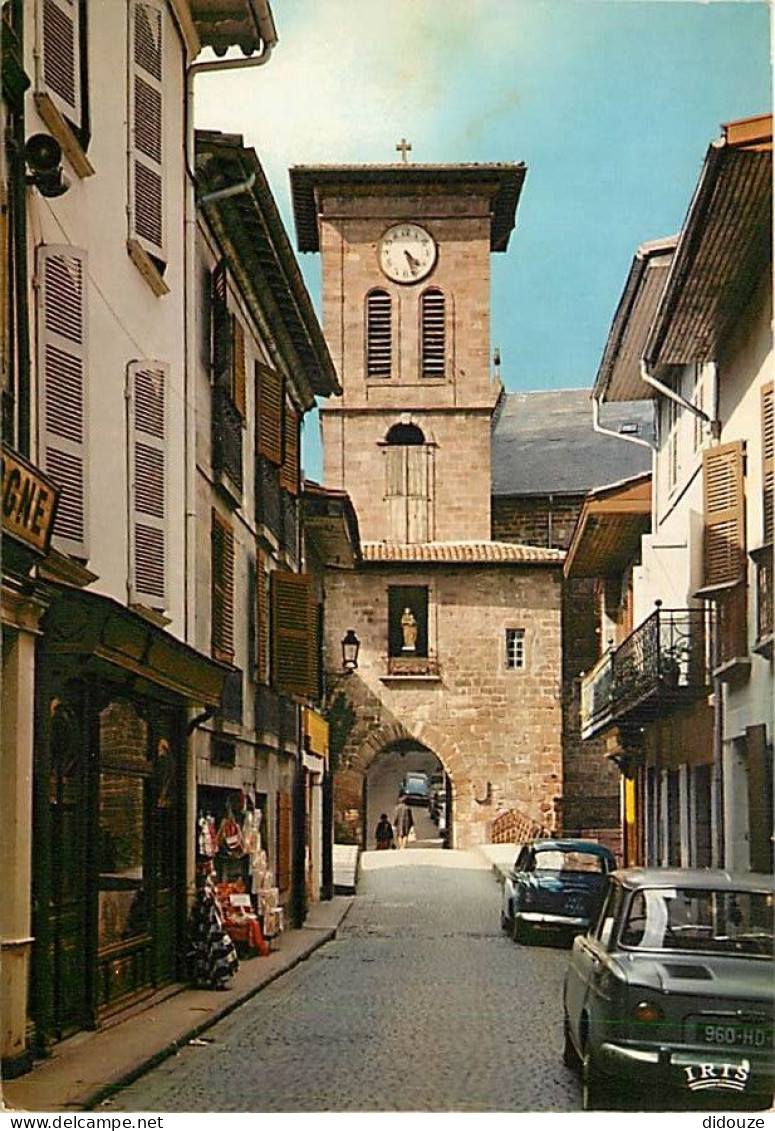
<box><xmin>702</xmin><ymin>441</ymin><xmax>746</xmax><ymax>590</ymax></box>
<box><xmin>36</xmin><ymin>0</ymin><xmax>90</xmax><ymax>153</ymax></box>
<box><xmin>270</xmin><ymin>570</ymin><xmax>315</xmax><ymax>699</ymax></box>
<box><xmin>211</xmin><ymin>510</ymin><xmax>235</xmax><ymax>664</ymax></box>
<box><xmin>366</xmin><ymin>290</ymin><xmax>392</xmax><ymax>378</ymax></box>
<box><xmin>127</xmin><ymin>362</ymin><xmax>167</xmax><ymax>609</ymax></box>
<box><xmin>279</xmin><ymin>403</ymin><xmax>300</xmax><ymax>496</ymax></box>
<box><xmin>752</xmin><ymin>383</ymin><xmax>774</xmax><ymax>655</ymax></box>
<box><xmin>38</xmin><ymin>245</ymin><xmax>88</xmax><ymax>558</ymax></box>
<box><xmin>256</xmin><ymin>456</ymin><xmax>282</xmax><ymax>542</ymax></box>
<box><xmin>210</xmin><ymin>263</ymin><xmax>243</xmax><ymax>492</ymax></box>
<box><xmin>383</xmin><ymin>422</ymin><xmax>433</xmax><ymax>543</ymax></box>
<box><xmin>128</xmin><ymin>0</ymin><xmax>165</xmax><ymax>267</ymax></box>
<box><xmin>256</xmin><ymin>364</ymin><xmax>284</xmax><ymax>466</ymax></box>
<box><xmin>420</xmin><ymin>288</ymin><xmax>445</xmax><ymax>378</ymax></box>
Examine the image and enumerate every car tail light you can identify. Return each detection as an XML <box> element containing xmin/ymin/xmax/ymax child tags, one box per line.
<box><xmin>632</xmin><ymin>1000</ymin><xmax>663</xmax><ymax>1023</ymax></box>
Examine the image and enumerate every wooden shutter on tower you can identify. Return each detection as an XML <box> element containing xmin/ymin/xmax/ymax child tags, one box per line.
<box><xmin>127</xmin><ymin>362</ymin><xmax>167</xmax><ymax>608</ymax></box>
<box><xmin>129</xmin><ymin>0</ymin><xmax>164</xmax><ymax>261</ymax></box>
<box><xmin>232</xmin><ymin>316</ymin><xmax>246</xmax><ymax>419</ymax></box>
<box><xmin>256</xmin><ymin>364</ymin><xmax>284</xmax><ymax>465</ymax></box>
<box><xmin>762</xmin><ymin>382</ymin><xmax>773</xmax><ymax>545</ymax></box>
<box><xmin>276</xmin><ymin>791</ymin><xmax>291</xmax><ymax>893</ymax></box>
<box><xmin>38</xmin><ymin>244</ymin><xmax>88</xmax><ymax>558</ymax></box>
<box><xmin>702</xmin><ymin>441</ymin><xmax>746</xmax><ymax>589</ymax></box>
<box><xmin>40</xmin><ymin>0</ymin><xmax>82</xmax><ymax>128</ymax></box>
<box><xmin>256</xmin><ymin>548</ymin><xmax>269</xmax><ymax>684</ymax></box>
<box><xmin>406</xmin><ymin>445</ymin><xmax>430</xmax><ymax>542</ymax></box>
<box><xmin>279</xmin><ymin>404</ymin><xmax>299</xmax><ymax>495</ymax></box>
<box><xmin>270</xmin><ymin>570</ymin><xmax>314</xmax><ymax>698</ymax></box>
<box><xmin>421</xmin><ymin>288</ymin><xmax>445</xmax><ymax>377</ymax></box>
<box><xmin>366</xmin><ymin>290</ymin><xmax>391</xmax><ymax>378</ymax></box>
<box><xmin>211</xmin><ymin>510</ymin><xmax>235</xmax><ymax>663</ymax></box>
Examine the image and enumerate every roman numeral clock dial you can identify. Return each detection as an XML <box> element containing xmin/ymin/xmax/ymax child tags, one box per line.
<box><xmin>378</xmin><ymin>223</ymin><xmax>437</xmax><ymax>283</ymax></box>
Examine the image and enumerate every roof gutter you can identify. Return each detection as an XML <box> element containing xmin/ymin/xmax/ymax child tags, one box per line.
<box><xmin>592</xmin><ymin>396</ymin><xmax>655</xmax><ymax>452</ymax></box>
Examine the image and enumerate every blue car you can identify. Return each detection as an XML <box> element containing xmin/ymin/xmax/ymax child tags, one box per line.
<box><xmin>400</xmin><ymin>772</ymin><xmax>431</xmax><ymax>806</ymax></box>
<box><xmin>501</xmin><ymin>838</ymin><xmax>617</xmax><ymax>944</ymax></box>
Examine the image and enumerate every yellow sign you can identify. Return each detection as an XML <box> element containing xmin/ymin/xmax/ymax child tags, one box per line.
<box><xmin>1</xmin><ymin>446</ymin><xmax>58</xmax><ymax>555</ymax></box>
<box><xmin>303</xmin><ymin>707</ymin><xmax>329</xmax><ymax>761</ymax></box>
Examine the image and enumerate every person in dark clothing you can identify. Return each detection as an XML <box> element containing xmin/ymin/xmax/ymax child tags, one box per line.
<box><xmin>375</xmin><ymin>812</ymin><xmax>395</xmax><ymax>850</ymax></box>
<box><xmin>393</xmin><ymin>794</ymin><xmax>414</xmax><ymax>849</ymax></box>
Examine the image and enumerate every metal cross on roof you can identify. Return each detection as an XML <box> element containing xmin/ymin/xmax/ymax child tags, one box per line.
<box><xmin>395</xmin><ymin>137</ymin><xmax>412</xmax><ymax>163</ymax></box>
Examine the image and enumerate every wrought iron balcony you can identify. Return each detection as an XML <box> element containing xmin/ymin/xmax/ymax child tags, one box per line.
<box><xmin>581</xmin><ymin>605</ymin><xmax>712</xmax><ymax>739</ymax></box>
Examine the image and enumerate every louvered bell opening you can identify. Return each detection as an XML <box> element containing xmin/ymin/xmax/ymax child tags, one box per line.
<box><xmin>134</xmin><ymin>77</ymin><xmax>162</xmax><ymax>164</ymax></box>
<box><xmin>135</xmin><ymin>442</ymin><xmax>164</xmax><ymax>518</ymax></box>
<box><xmin>45</xmin><ymin>256</ymin><xmax>83</xmax><ymax>343</ymax></box>
<box><xmin>421</xmin><ymin>291</ymin><xmax>445</xmax><ymax>377</ymax></box>
<box><xmin>46</xmin><ymin>446</ymin><xmax>84</xmax><ymax>541</ymax></box>
<box><xmin>367</xmin><ymin>292</ymin><xmax>392</xmax><ymax>378</ymax></box>
<box><xmin>134</xmin><ymin>162</ymin><xmax>163</xmax><ymax>249</ymax></box>
<box><xmin>134</xmin><ymin>2</ymin><xmax>162</xmax><ymax>80</ymax></box>
<box><xmin>43</xmin><ymin>0</ymin><xmax>76</xmax><ymax>109</ymax></box>
<box><xmin>135</xmin><ymin>522</ymin><xmax>165</xmax><ymax>600</ymax></box>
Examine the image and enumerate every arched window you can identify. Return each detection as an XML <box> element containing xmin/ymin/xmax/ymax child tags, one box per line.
<box><xmin>420</xmin><ymin>288</ymin><xmax>445</xmax><ymax>378</ymax></box>
<box><xmin>384</xmin><ymin>421</ymin><xmax>433</xmax><ymax>543</ymax></box>
<box><xmin>366</xmin><ymin>289</ymin><xmax>392</xmax><ymax>378</ymax></box>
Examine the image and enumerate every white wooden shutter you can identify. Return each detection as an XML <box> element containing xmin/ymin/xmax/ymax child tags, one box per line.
<box><xmin>38</xmin><ymin>245</ymin><xmax>88</xmax><ymax>558</ymax></box>
<box><xmin>39</xmin><ymin>0</ymin><xmax>82</xmax><ymax>128</ymax></box>
<box><xmin>129</xmin><ymin>0</ymin><xmax>165</xmax><ymax>261</ymax></box>
<box><xmin>127</xmin><ymin>361</ymin><xmax>167</xmax><ymax>608</ymax></box>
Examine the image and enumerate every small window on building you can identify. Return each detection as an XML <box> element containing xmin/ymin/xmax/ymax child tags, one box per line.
<box><xmin>366</xmin><ymin>289</ymin><xmax>392</xmax><ymax>378</ymax></box>
<box><xmin>505</xmin><ymin>628</ymin><xmax>525</xmax><ymax>670</ymax></box>
<box><xmin>420</xmin><ymin>288</ymin><xmax>445</xmax><ymax>378</ymax></box>
<box><xmin>388</xmin><ymin>586</ymin><xmax>428</xmax><ymax>658</ymax></box>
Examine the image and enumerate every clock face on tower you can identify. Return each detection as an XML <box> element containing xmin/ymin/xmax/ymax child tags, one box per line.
<box><xmin>378</xmin><ymin>223</ymin><xmax>437</xmax><ymax>284</ymax></box>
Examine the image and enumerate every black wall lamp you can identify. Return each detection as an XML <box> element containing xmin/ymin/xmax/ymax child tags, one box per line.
<box><xmin>25</xmin><ymin>134</ymin><xmax>70</xmax><ymax>198</ymax></box>
<box><xmin>341</xmin><ymin>629</ymin><xmax>360</xmax><ymax>672</ymax></box>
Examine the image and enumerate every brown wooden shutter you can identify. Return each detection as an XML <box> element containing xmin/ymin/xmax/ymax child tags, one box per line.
<box><xmin>128</xmin><ymin>362</ymin><xmax>167</xmax><ymax>608</ymax></box>
<box><xmin>762</xmin><ymin>382</ymin><xmax>773</xmax><ymax>545</ymax></box>
<box><xmin>232</xmin><ymin>316</ymin><xmax>246</xmax><ymax>419</ymax></box>
<box><xmin>256</xmin><ymin>548</ymin><xmax>269</xmax><ymax>685</ymax></box>
<box><xmin>256</xmin><ymin>364</ymin><xmax>284</xmax><ymax>465</ymax></box>
<box><xmin>276</xmin><ymin>790</ymin><xmax>291</xmax><ymax>893</ymax></box>
<box><xmin>41</xmin><ymin>0</ymin><xmax>82</xmax><ymax>128</ymax></box>
<box><xmin>279</xmin><ymin>405</ymin><xmax>299</xmax><ymax>495</ymax></box>
<box><xmin>212</xmin><ymin>260</ymin><xmax>230</xmax><ymax>384</ymax></box>
<box><xmin>38</xmin><ymin>244</ymin><xmax>88</xmax><ymax>557</ymax></box>
<box><xmin>702</xmin><ymin>441</ymin><xmax>745</xmax><ymax>588</ymax></box>
<box><xmin>211</xmin><ymin>509</ymin><xmax>235</xmax><ymax>663</ymax></box>
<box><xmin>270</xmin><ymin>570</ymin><xmax>314</xmax><ymax>698</ymax></box>
<box><xmin>129</xmin><ymin>1</ymin><xmax>164</xmax><ymax>261</ymax></box>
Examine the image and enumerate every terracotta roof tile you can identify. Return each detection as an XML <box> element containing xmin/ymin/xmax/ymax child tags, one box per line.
<box><xmin>361</xmin><ymin>541</ymin><xmax>565</xmax><ymax>565</ymax></box>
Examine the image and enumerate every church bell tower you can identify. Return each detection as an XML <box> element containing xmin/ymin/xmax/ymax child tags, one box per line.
<box><xmin>290</xmin><ymin>156</ymin><xmax>526</xmax><ymax>544</ymax></box>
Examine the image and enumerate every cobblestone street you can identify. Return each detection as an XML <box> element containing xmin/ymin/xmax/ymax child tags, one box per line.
<box><xmin>109</xmin><ymin>850</ymin><xmax>580</xmax><ymax>1112</ymax></box>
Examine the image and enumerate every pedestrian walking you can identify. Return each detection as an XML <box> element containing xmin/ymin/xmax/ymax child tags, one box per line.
<box><xmin>374</xmin><ymin>812</ymin><xmax>395</xmax><ymax>850</ymax></box>
<box><xmin>393</xmin><ymin>793</ymin><xmax>414</xmax><ymax>849</ymax></box>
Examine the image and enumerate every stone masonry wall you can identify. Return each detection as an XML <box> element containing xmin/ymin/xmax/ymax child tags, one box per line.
<box><xmin>325</xmin><ymin>563</ymin><xmax>564</xmax><ymax>848</ymax></box>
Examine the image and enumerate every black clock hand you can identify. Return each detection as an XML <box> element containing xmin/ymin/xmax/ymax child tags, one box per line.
<box><xmin>404</xmin><ymin>249</ymin><xmax>420</xmax><ymax>272</ymax></box>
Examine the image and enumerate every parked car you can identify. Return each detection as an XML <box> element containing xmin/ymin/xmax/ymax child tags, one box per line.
<box><xmin>400</xmin><ymin>771</ymin><xmax>430</xmax><ymax>806</ymax></box>
<box><xmin>563</xmin><ymin>868</ymin><xmax>774</xmax><ymax>1111</ymax></box>
<box><xmin>501</xmin><ymin>839</ymin><xmax>616</xmax><ymax>943</ymax></box>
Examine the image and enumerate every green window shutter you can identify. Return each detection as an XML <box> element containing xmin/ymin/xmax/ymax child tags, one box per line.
<box><xmin>270</xmin><ymin>570</ymin><xmax>314</xmax><ymax>698</ymax></box>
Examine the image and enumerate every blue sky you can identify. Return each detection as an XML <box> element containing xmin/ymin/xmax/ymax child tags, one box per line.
<box><xmin>195</xmin><ymin>0</ymin><xmax>771</xmax><ymax>482</ymax></box>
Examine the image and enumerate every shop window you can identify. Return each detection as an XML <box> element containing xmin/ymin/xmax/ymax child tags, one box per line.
<box><xmin>366</xmin><ymin>289</ymin><xmax>392</xmax><ymax>378</ymax></box>
<box><xmin>388</xmin><ymin>585</ymin><xmax>428</xmax><ymax>658</ymax></box>
<box><xmin>505</xmin><ymin>628</ymin><xmax>526</xmax><ymax>670</ymax></box>
<box><xmin>211</xmin><ymin>739</ymin><xmax>236</xmax><ymax>768</ymax></box>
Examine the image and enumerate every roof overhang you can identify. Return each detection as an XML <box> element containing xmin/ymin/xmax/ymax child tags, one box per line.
<box><xmin>289</xmin><ymin>163</ymin><xmax>527</xmax><ymax>254</ymax></box>
<box><xmin>644</xmin><ymin>115</ymin><xmax>772</xmax><ymax>370</ymax></box>
<box><xmin>361</xmin><ymin>541</ymin><xmax>565</xmax><ymax>566</ymax></box>
<box><xmin>593</xmin><ymin>237</ymin><xmax>677</xmax><ymax>404</ymax></box>
<box><xmin>189</xmin><ymin>0</ymin><xmax>277</xmax><ymax>57</ymax></box>
<box><xmin>196</xmin><ymin>132</ymin><xmax>340</xmax><ymax>403</ymax></box>
<box><xmin>564</xmin><ymin>473</ymin><xmax>652</xmax><ymax>579</ymax></box>
<box><xmin>302</xmin><ymin>481</ymin><xmax>361</xmax><ymax>567</ymax></box>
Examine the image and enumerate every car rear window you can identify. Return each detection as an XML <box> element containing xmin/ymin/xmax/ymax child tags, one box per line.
<box><xmin>620</xmin><ymin>888</ymin><xmax>774</xmax><ymax>957</ymax></box>
<box><xmin>533</xmin><ymin>850</ymin><xmax>606</xmax><ymax>873</ymax></box>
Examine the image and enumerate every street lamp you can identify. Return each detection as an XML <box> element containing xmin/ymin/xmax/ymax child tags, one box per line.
<box><xmin>341</xmin><ymin>628</ymin><xmax>360</xmax><ymax>672</ymax></box>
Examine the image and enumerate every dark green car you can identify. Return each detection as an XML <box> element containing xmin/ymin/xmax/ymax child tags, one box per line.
<box><xmin>563</xmin><ymin>869</ymin><xmax>774</xmax><ymax>1111</ymax></box>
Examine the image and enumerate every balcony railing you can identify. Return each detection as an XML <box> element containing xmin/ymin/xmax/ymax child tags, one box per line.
<box><xmin>212</xmin><ymin>386</ymin><xmax>243</xmax><ymax>491</ymax></box>
<box><xmin>581</xmin><ymin>605</ymin><xmax>712</xmax><ymax>739</ymax></box>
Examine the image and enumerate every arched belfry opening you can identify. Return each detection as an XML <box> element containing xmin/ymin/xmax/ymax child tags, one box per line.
<box><xmin>385</xmin><ymin>422</ymin><xmax>425</xmax><ymax>446</ymax></box>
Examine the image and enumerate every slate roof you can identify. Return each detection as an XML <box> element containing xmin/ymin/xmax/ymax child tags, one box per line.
<box><xmin>361</xmin><ymin>541</ymin><xmax>565</xmax><ymax>565</ymax></box>
<box><xmin>492</xmin><ymin>389</ymin><xmax>654</xmax><ymax>497</ymax></box>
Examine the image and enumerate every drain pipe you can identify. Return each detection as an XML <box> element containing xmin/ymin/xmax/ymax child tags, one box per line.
<box><xmin>640</xmin><ymin>359</ymin><xmax>720</xmax><ymax>438</ymax></box>
<box><xmin>592</xmin><ymin>396</ymin><xmax>655</xmax><ymax>452</ymax></box>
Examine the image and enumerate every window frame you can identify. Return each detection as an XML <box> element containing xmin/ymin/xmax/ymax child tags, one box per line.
<box><xmin>365</xmin><ymin>288</ymin><xmax>393</xmax><ymax>379</ymax></box>
<box><xmin>420</xmin><ymin>286</ymin><xmax>446</xmax><ymax>379</ymax></box>
<box><xmin>505</xmin><ymin>627</ymin><xmax>526</xmax><ymax>670</ymax></box>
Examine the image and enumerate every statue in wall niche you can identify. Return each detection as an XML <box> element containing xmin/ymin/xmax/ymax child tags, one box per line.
<box><xmin>401</xmin><ymin>607</ymin><xmax>417</xmax><ymax>652</ymax></box>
